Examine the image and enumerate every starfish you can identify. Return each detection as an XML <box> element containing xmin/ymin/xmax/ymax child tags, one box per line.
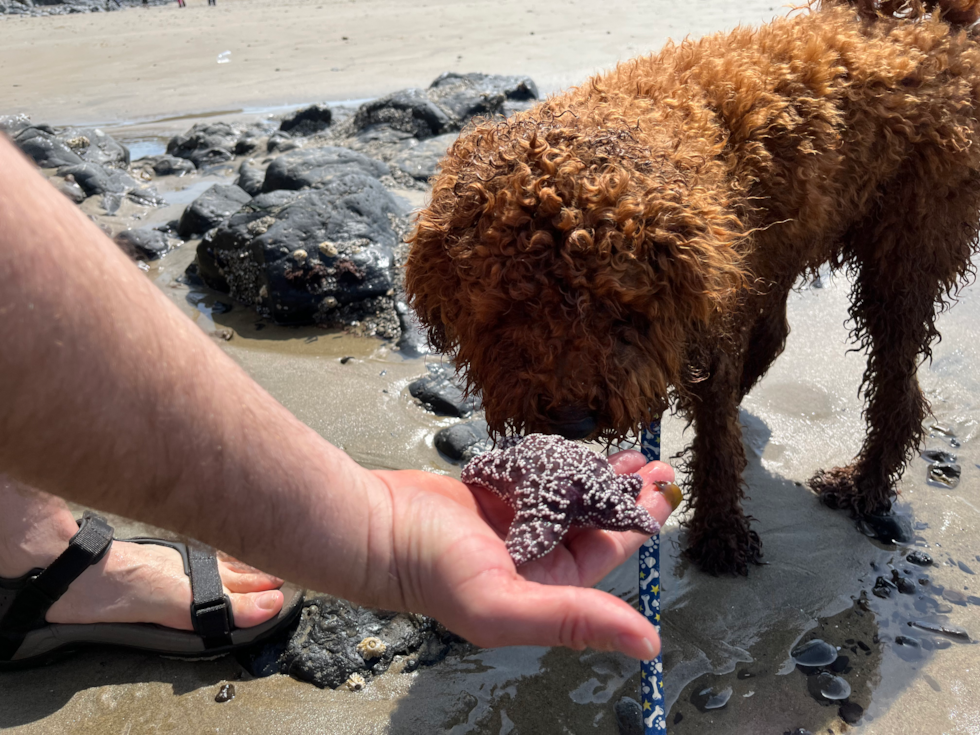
<box><xmin>460</xmin><ymin>434</ymin><xmax>660</xmax><ymax>566</ymax></box>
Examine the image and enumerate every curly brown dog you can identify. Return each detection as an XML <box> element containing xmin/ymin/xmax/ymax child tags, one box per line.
<box><xmin>405</xmin><ymin>0</ymin><xmax>980</xmax><ymax>575</ymax></box>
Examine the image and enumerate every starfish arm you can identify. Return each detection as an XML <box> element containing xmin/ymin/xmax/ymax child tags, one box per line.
<box><xmin>506</xmin><ymin>507</ymin><xmax>572</xmax><ymax>566</ymax></box>
<box><xmin>615</xmin><ymin>474</ymin><xmax>644</xmax><ymax>499</ymax></box>
<box><xmin>578</xmin><ymin>504</ymin><xmax>660</xmax><ymax>534</ymax></box>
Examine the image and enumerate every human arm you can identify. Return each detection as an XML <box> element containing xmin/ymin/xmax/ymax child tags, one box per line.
<box><xmin>0</xmin><ymin>135</ymin><xmax>673</xmax><ymax>657</ymax></box>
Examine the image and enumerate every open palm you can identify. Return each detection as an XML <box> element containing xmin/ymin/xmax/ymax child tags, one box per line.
<box><xmin>373</xmin><ymin>450</ymin><xmax>676</xmax><ymax>660</ymax></box>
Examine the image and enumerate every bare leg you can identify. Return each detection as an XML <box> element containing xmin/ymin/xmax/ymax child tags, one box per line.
<box><xmin>0</xmin><ymin>475</ymin><xmax>285</xmax><ymax>629</ymax></box>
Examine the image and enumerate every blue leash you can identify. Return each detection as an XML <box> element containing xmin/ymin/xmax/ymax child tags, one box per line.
<box><xmin>639</xmin><ymin>422</ymin><xmax>666</xmax><ymax>734</ymax></box>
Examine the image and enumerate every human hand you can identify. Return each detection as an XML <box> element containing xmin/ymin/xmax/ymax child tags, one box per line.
<box><xmin>370</xmin><ymin>451</ymin><xmax>678</xmax><ymax>660</ymax></box>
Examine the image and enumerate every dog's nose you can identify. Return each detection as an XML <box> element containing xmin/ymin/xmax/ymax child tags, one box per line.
<box><xmin>545</xmin><ymin>406</ymin><xmax>597</xmax><ymax>440</ymax></box>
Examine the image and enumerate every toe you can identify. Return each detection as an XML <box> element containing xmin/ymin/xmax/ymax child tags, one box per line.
<box><xmin>229</xmin><ymin>589</ymin><xmax>284</xmax><ymax>629</ymax></box>
<box><xmin>216</xmin><ymin>552</ymin><xmax>284</xmax><ymax>593</ymax></box>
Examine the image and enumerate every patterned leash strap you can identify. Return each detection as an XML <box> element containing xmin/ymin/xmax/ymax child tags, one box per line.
<box><xmin>639</xmin><ymin>421</ymin><xmax>666</xmax><ymax>734</ymax></box>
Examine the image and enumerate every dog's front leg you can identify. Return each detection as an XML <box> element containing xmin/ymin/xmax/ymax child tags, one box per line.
<box><xmin>678</xmin><ymin>351</ymin><xmax>763</xmax><ymax>576</ymax></box>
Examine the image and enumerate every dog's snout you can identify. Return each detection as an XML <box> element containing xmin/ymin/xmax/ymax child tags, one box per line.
<box><xmin>545</xmin><ymin>405</ymin><xmax>597</xmax><ymax>440</ymax></box>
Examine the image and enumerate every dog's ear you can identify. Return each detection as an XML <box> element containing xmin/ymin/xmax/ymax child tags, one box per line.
<box><xmin>632</xmin><ymin>197</ymin><xmax>747</xmax><ymax>327</ymax></box>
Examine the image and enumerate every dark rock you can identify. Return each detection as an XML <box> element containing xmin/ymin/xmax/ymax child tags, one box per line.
<box><xmin>389</xmin><ymin>132</ymin><xmax>457</xmax><ymax>180</ymax></box>
<box><xmin>922</xmin><ymin>449</ymin><xmax>957</xmax><ymax>464</ymax></box>
<box><xmin>166</xmin><ymin>122</ymin><xmax>241</xmax><ymax>168</ymax></box>
<box><xmin>434</xmin><ymin>420</ymin><xmax>492</xmax><ymax>463</ymax></box>
<box><xmin>895</xmin><ymin>576</ymin><xmax>916</xmax><ymax>595</ymax></box>
<box><xmin>394</xmin><ymin>295</ymin><xmax>430</xmax><ymax>356</ymax></box>
<box><xmin>55</xmin><ymin>127</ymin><xmax>129</xmax><ymax>168</ymax></box>
<box><xmin>14</xmin><ymin>127</ymin><xmax>84</xmax><ymax>168</ymax></box>
<box><xmin>872</xmin><ymin>575</ymin><xmax>895</xmax><ymax>598</ymax></box>
<box><xmin>838</xmin><ymin>702</ymin><xmax>864</xmax><ymax>725</ymax></box>
<box><xmin>272</xmin><ymin>597</ymin><xmax>444</xmax><ymax>689</ymax></box>
<box><xmin>56</xmin><ymin>162</ymin><xmax>162</xmax><ymax>213</ymax></box>
<box><xmin>353</xmin><ymin>88</ymin><xmax>453</xmax><ymax>140</ymax></box>
<box><xmin>859</xmin><ymin>511</ymin><xmax>913</xmax><ymax>544</ymax></box>
<box><xmin>261</xmin><ymin>147</ymin><xmax>389</xmax><ymax>192</ymax></box>
<box><xmin>214</xmin><ymin>684</ymin><xmax>235</xmax><ymax>703</ymax></box>
<box><xmin>430</xmin><ymin>71</ymin><xmax>538</xmax><ymax>102</ymax></box>
<box><xmin>196</xmin><ymin>178</ymin><xmax>405</xmax><ymax>332</ymax></box>
<box><xmin>56</xmin><ymin>175</ymin><xmax>87</xmax><ymax>203</ymax></box>
<box><xmin>427</xmin><ymin>71</ymin><xmax>538</xmax><ymax>125</ymax></box>
<box><xmin>266</xmin><ymin>133</ymin><xmax>301</xmax><ymax>154</ymax></box>
<box><xmin>150</xmin><ymin>154</ymin><xmax>196</xmax><ymax>177</ymax></box>
<box><xmin>910</xmin><ymin>619</ymin><xmax>971</xmax><ymax>640</ymax></box>
<box><xmin>613</xmin><ymin>696</ymin><xmax>643</xmax><ymax>735</ymax></box>
<box><xmin>115</xmin><ymin>226</ymin><xmax>174</xmax><ymax>260</ymax></box>
<box><xmin>236</xmin><ymin>159</ymin><xmax>266</xmax><ymax>196</ymax></box>
<box><xmin>907</xmin><ymin>550</ymin><xmax>934</xmax><ymax>566</ymax></box>
<box><xmin>928</xmin><ymin>462</ymin><xmax>961</xmax><ymax>488</ymax></box>
<box><xmin>0</xmin><ymin>114</ymin><xmax>31</xmax><ymax>136</ymax></box>
<box><xmin>408</xmin><ymin>363</ymin><xmax>481</xmax><ymax>417</ymax></box>
<box><xmin>54</xmin><ymin>162</ymin><xmax>115</xmax><ymax>197</ymax></box>
<box><xmin>178</xmin><ymin>184</ymin><xmax>252</xmax><ymax>238</ymax></box>
<box><xmin>234</xmin><ymin>137</ymin><xmax>260</xmax><ymax>156</ymax></box>
<box><xmin>280</xmin><ymin>104</ymin><xmax>333</xmax><ymax>136</ymax></box>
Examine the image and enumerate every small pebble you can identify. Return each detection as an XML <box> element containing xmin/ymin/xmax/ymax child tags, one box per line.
<box><xmin>907</xmin><ymin>550</ymin><xmax>933</xmax><ymax>566</ymax></box>
<box><xmin>214</xmin><ymin>684</ymin><xmax>236</xmax><ymax>703</ymax></box>
<box><xmin>704</xmin><ymin>687</ymin><xmax>733</xmax><ymax>710</ymax></box>
<box><xmin>791</xmin><ymin>639</ymin><xmax>838</xmax><ymax>667</ymax></box>
<box><xmin>817</xmin><ymin>673</ymin><xmax>851</xmax><ymax>700</ymax></box>
<box><xmin>910</xmin><ymin>620</ymin><xmax>971</xmax><ymax>641</ymax></box>
<box><xmin>839</xmin><ymin>702</ymin><xmax>864</xmax><ymax>725</ymax></box>
<box><xmin>873</xmin><ymin>576</ymin><xmax>895</xmax><ymax>598</ymax></box>
<box><xmin>613</xmin><ymin>696</ymin><xmax>643</xmax><ymax>735</ymax></box>
<box><xmin>928</xmin><ymin>462</ymin><xmax>961</xmax><ymax>488</ymax></box>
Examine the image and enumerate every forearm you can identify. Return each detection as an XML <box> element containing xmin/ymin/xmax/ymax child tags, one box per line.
<box><xmin>0</xmin><ymin>135</ymin><xmax>388</xmax><ymax>602</ymax></box>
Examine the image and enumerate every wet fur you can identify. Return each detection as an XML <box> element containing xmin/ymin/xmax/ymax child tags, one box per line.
<box><xmin>406</xmin><ymin>0</ymin><xmax>980</xmax><ymax>574</ymax></box>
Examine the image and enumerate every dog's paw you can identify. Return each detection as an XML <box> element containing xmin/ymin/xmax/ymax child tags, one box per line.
<box><xmin>809</xmin><ymin>465</ymin><xmax>894</xmax><ymax>516</ymax></box>
<box><xmin>684</xmin><ymin>517</ymin><xmax>763</xmax><ymax>576</ymax></box>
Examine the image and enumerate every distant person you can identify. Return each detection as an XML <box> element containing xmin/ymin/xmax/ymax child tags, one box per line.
<box><xmin>208</xmin><ymin>0</ymin><xmax>215</xmax><ymax>5</ymax></box>
<box><xmin>177</xmin><ymin>0</ymin><xmax>185</xmax><ymax>7</ymax></box>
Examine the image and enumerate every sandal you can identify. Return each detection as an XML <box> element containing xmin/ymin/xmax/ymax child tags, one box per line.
<box><xmin>0</xmin><ymin>512</ymin><xmax>304</xmax><ymax>668</ymax></box>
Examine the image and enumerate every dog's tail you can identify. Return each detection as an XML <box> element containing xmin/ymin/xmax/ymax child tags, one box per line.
<box><xmin>830</xmin><ymin>0</ymin><xmax>980</xmax><ymax>25</ymax></box>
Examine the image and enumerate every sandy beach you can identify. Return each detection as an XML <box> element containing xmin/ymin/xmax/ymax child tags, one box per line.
<box><xmin>2</xmin><ymin>1</ymin><xmax>979</xmax><ymax>733</ymax></box>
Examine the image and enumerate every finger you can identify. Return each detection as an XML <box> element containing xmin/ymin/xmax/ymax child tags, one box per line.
<box><xmin>638</xmin><ymin>478</ymin><xmax>683</xmax><ymax>528</ymax></box>
<box><xmin>551</xmin><ymin>480</ymin><xmax>682</xmax><ymax>587</ymax></box>
<box><xmin>607</xmin><ymin>449</ymin><xmax>647</xmax><ymax>474</ymax></box>
<box><xmin>637</xmin><ymin>460</ymin><xmax>675</xmax><ymax>485</ymax></box>
<box><xmin>451</xmin><ymin>572</ymin><xmax>660</xmax><ymax>660</ymax></box>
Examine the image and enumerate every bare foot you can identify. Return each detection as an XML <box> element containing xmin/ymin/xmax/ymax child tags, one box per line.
<box><xmin>0</xmin><ymin>484</ymin><xmax>284</xmax><ymax>631</ymax></box>
<box><xmin>45</xmin><ymin>542</ymin><xmax>285</xmax><ymax>630</ymax></box>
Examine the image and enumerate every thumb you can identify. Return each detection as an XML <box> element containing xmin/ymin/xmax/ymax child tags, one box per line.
<box><xmin>446</xmin><ymin>572</ymin><xmax>660</xmax><ymax>660</ymax></box>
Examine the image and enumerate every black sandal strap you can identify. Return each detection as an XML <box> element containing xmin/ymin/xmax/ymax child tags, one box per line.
<box><xmin>0</xmin><ymin>512</ymin><xmax>114</xmax><ymax>659</ymax></box>
<box><xmin>120</xmin><ymin>537</ymin><xmax>235</xmax><ymax>651</ymax></box>
<box><xmin>187</xmin><ymin>547</ymin><xmax>234</xmax><ymax>650</ymax></box>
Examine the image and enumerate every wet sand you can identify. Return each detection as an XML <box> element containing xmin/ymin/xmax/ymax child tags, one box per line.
<box><xmin>3</xmin><ymin>1</ymin><xmax>980</xmax><ymax>733</ymax></box>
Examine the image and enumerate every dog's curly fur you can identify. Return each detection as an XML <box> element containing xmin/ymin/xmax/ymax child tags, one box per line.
<box><xmin>406</xmin><ymin>0</ymin><xmax>980</xmax><ymax>574</ymax></box>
